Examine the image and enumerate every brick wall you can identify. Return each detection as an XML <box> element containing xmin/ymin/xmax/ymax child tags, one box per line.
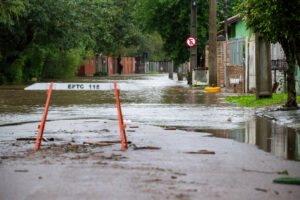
<box><xmin>206</xmin><ymin>39</ymin><xmax>246</xmax><ymax>93</ymax></box>
<box><xmin>205</xmin><ymin>40</ymin><xmax>228</xmax><ymax>87</ymax></box>
<box><xmin>226</xmin><ymin>66</ymin><xmax>245</xmax><ymax>93</ymax></box>
<box><xmin>217</xmin><ymin>41</ymin><xmax>225</xmax><ymax>87</ymax></box>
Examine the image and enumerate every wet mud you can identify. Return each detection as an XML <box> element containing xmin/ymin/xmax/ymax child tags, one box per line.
<box><xmin>0</xmin><ymin>119</ymin><xmax>299</xmax><ymax>200</ymax></box>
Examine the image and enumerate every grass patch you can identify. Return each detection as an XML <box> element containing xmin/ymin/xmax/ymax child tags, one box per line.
<box><xmin>225</xmin><ymin>93</ymin><xmax>300</xmax><ymax>107</ymax></box>
<box><xmin>148</xmin><ymin>71</ymin><xmax>159</xmax><ymax>74</ymax></box>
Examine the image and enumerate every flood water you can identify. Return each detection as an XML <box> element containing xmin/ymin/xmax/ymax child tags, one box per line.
<box><xmin>0</xmin><ymin>74</ymin><xmax>299</xmax><ymax>160</ymax></box>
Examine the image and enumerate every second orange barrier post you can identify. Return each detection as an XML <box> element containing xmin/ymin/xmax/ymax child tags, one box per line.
<box><xmin>34</xmin><ymin>82</ymin><xmax>54</xmax><ymax>151</ymax></box>
<box><xmin>114</xmin><ymin>82</ymin><xmax>128</xmax><ymax>151</ymax></box>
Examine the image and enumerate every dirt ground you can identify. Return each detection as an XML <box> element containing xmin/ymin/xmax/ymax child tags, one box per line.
<box><xmin>0</xmin><ymin>119</ymin><xmax>299</xmax><ymax>200</ymax></box>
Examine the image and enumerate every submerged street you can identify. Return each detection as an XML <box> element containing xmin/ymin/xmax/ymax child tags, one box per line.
<box><xmin>1</xmin><ymin>0</ymin><xmax>299</xmax><ymax>199</ymax></box>
<box><xmin>0</xmin><ymin>74</ymin><xmax>299</xmax><ymax>200</ymax></box>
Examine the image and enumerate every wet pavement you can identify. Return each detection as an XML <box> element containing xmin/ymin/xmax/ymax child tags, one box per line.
<box><xmin>0</xmin><ymin>74</ymin><xmax>300</xmax><ymax>200</ymax></box>
<box><xmin>1</xmin><ymin>119</ymin><xmax>300</xmax><ymax>200</ymax></box>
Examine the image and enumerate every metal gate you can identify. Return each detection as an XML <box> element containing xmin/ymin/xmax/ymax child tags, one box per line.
<box><xmin>229</xmin><ymin>38</ymin><xmax>245</xmax><ymax>66</ymax></box>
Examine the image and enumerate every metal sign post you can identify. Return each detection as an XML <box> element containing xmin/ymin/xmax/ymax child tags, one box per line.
<box><xmin>31</xmin><ymin>82</ymin><xmax>130</xmax><ymax>151</ymax></box>
<box><xmin>34</xmin><ymin>82</ymin><xmax>53</xmax><ymax>151</ymax></box>
<box><xmin>189</xmin><ymin>0</ymin><xmax>197</xmax><ymax>85</ymax></box>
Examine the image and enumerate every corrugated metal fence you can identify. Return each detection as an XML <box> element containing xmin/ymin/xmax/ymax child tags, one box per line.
<box><xmin>78</xmin><ymin>55</ymin><xmax>136</xmax><ymax>76</ymax></box>
<box><xmin>229</xmin><ymin>38</ymin><xmax>245</xmax><ymax>66</ymax></box>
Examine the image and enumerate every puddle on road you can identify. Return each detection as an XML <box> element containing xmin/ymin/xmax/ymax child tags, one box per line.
<box><xmin>183</xmin><ymin>116</ymin><xmax>300</xmax><ymax>161</ymax></box>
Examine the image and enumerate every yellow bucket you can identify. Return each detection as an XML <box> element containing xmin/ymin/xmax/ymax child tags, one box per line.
<box><xmin>204</xmin><ymin>87</ymin><xmax>221</xmax><ymax>93</ymax></box>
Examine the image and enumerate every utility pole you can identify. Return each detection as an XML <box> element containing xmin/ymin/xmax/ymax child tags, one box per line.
<box><xmin>223</xmin><ymin>0</ymin><xmax>228</xmax><ymax>87</ymax></box>
<box><xmin>189</xmin><ymin>0</ymin><xmax>197</xmax><ymax>85</ymax></box>
<box><xmin>209</xmin><ymin>0</ymin><xmax>217</xmax><ymax>86</ymax></box>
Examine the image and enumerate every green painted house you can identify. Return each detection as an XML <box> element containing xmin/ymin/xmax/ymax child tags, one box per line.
<box><xmin>228</xmin><ymin>17</ymin><xmax>251</xmax><ymax>39</ymax></box>
<box><xmin>220</xmin><ymin>15</ymin><xmax>300</xmax><ymax>94</ymax></box>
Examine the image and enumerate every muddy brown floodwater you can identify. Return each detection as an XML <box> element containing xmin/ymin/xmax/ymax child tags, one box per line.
<box><xmin>0</xmin><ymin>74</ymin><xmax>299</xmax><ymax>200</ymax></box>
<box><xmin>0</xmin><ymin>74</ymin><xmax>298</xmax><ymax>160</ymax></box>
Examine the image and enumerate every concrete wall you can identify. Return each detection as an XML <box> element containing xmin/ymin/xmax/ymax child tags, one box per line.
<box><xmin>247</xmin><ymin>36</ymin><xmax>256</xmax><ymax>92</ymax></box>
<box><xmin>192</xmin><ymin>70</ymin><xmax>208</xmax><ymax>85</ymax></box>
<box><xmin>246</xmin><ymin>40</ymin><xmax>298</xmax><ymax>94</ymax></box>
<box><xmin>255</xmin><ymin>34</ymin><xmax>272</xmax><ymax>98</ymax></box>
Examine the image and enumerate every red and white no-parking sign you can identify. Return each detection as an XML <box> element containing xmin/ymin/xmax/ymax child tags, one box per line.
<box><xmin>186</xmin><ymin>37</ymin><xmax>196</xmax><ymax>47</ymax></box>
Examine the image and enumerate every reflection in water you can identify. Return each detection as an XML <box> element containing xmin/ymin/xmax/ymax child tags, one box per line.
<box><xmin>200</xmin><ymin>117</ymin><xmax>300</xmax><ymax>161</ymax></box>
<box><xmin>253</xmin><ymin>117</ymin><xmax>300</xmax><ymax>161</ymax></box>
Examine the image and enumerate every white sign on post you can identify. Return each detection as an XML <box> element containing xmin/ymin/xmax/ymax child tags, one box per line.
<box><xmin>24</xmin><ymin>83</ymin><xmax>139</xmax><ymax>91</ymax></box>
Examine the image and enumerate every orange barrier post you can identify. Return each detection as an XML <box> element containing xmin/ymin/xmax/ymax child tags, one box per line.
<box><xmin>114</xmin><ymin>82</ymin><xmax>128</xmax><ymax>151</ymax></box>
<box><xmin>34</xmin><ymin>82</ymin><xmax>54</xmax><ymax>151</ymax></box>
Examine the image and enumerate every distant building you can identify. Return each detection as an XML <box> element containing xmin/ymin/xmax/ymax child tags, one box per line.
<box><xmin>206</xmin><ymin>14</ymin><xmax>300</xmax><ymax>94</ymax></box>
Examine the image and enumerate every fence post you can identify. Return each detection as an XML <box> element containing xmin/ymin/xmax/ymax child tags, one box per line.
<box><xmin>169</xmin><ymin>61</ymin><xmax>174</xmax><ymax>79</ymax></box>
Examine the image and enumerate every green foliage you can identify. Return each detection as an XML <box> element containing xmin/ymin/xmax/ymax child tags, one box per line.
<box><xmin>137</xmin><ymin>0</ymin><xmax>203</xmax><ymax>65</ymax></box>
<box><xmin>5</xmin><ymin>55</ymin><xmax>26</xmax><ymax>83</ymax></box>
<box><xmin>236</xmin><ymin>0</ymin><xmax>300</xmax><ymax>108</ymax></box>
<box><xmin>225</xmin><ymin>94</ymin><xmax>300</xmax><ymax>107</ymax></box>
<box><xmin>148</xmin><ymin>71</ymin><xmax>159</xmax><ymax>74</ymax></box>
<box><xmin>43</xmin><ymin>49</ymin><xmax>83</xmax><ymax>79</ymax></box>
<box><xmin>137</xmin><ymin>0</ymin><xmax>244</xmax><ymax>65</ymax></box>
<box><xmin>0</xmin><ymin>0</ymin><xmax>26</xmax><ymax>25</ymax></box>
<box><xmin>236</xmin><ymin>0</ymin><xmax>300</xmax><ymax>44</ymax></box>
<box><xmin>0</xmin><ymin>0</ymin><xmax>153</xmax><ymax>83</ymax></box>
<box><xmin>217</xmin><ymin>0</ymin><xmax>243</xmax><ymax>30</ymax></box>
<box><xmin>137</xmin><ymin>32</ymin><xmax>167</xmax><ymax>61</ymax></box>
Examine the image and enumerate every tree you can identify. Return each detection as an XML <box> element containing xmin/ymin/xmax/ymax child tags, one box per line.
<box><xmin>136</xmin><ymin>0</ymin><xmax>241</xmax><ymax>66</ymax></box>
<box><xmin>137</xmin><ymin>0</ymin><xmax>209</xmax><ymax>66</ymax></box>
<box><xmin>0</xmin><ymin>0</ymin><xmax>149</xmax><ymax>83</ymax></box>
<box><xmin>237</xmin><ymin>0</ymin><xmax>300</xmax><ymax>109</ymax></box>
<box><xmin>0</xmin><ymin>0</ymin><xmax>26</xmax><ymax>25</ymax></box>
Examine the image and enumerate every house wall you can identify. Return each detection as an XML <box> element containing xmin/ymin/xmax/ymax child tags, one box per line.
<box><xmin>205</xmin><ymin>40</ymin><xmax>228</xmax><ymax>87</ymax></box>
<box><xmin>206</xmin><ymin>35</ymin><xmax>247</xmax><ymax>92</ymax></box>
<box><xmin>235</xmin><ymin>21</ymin><xmax>251</xmax><ymax>38</ymax></box>
<box><xmin>246</xmin><ymin>39</ymin><xmax>294</xmax><ymax>94</ymax></box>
<box><xmin>227</xmin><ymin>37</ymin><xmax>246</xmax><ymax>93</ymax></box>
<box><xmin>217</xmin><ymin>41</ymin><xmax>225</xmax><ymax>87</ymax></box>
<box><xmin>228</xmin><ymin>21</ymin><xmax>251</xmax><ymax>39</ymax></box>
<box><xmin>226</xmin><ymin>66</ymin><xmax>245</xmax><ymax>93</ymax></box>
